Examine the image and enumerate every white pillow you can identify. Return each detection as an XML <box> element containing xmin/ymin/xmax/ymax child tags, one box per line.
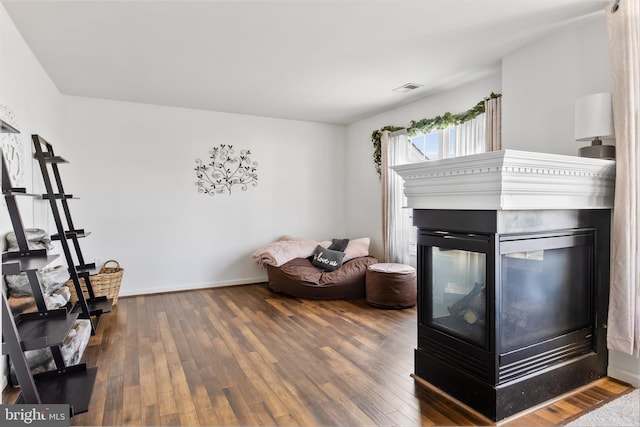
<box><xmin>343</xmin><ymin>237</ymin><xmax>370</xmax><ymax>262</ymax></box>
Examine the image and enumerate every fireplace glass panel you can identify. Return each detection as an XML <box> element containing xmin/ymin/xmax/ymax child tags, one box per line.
<box><xmin>431</xmin><ymin>247</ymin><xmax>486</xmax><ymax>347</ymax></box>
<box><xmin>500</xmin><ymin>245</ymin><xmax>591</xmax><ymax>353</ymax></box>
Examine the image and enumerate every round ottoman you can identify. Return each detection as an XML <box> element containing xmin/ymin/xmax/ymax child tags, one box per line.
<box><xmin>365</xmin><ymin>263</ymin><xmax>417</xmax><ymax>309</ymax></box>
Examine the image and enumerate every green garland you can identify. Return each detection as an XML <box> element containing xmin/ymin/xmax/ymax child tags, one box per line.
<box><xmin>371</xmin><ymin>92</ymin><xmax>501</xmax><ymax>177</ymax></box>
<box><xmin>371</xmin><ymin>125</ymin><xmax>405</xmax><ymax>177</ymax></box>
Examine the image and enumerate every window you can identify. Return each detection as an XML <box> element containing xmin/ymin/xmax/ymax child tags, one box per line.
<box><xmin>385</xmin><ymin>108</ymin><xmax>494</xmax><ymax>267</ymax></box>
<box><xmin>409</xmin><ymin>127</ymin><xmax>457</xmax><ymax>160</ymax></box>
<box><xmin>403</xmin><ymin>121</ymin><xmax>480</xmax><ymax>265</ymax></box>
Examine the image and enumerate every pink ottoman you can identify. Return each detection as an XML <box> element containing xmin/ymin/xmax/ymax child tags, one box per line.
<box><xmin>365</xmin><ymin>263</ymin><xmax>417</xmax><ymax>309</ymax></box>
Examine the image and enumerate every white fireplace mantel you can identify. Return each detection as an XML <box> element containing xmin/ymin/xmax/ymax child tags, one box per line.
<box><xmin>391</xmin><ymin>150</ymin><xmax>615</xmax><ymax>210</ymax></box>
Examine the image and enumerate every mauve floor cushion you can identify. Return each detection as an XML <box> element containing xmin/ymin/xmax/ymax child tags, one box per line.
<box><xmin>266</xmin><ymin>256</ymin><xmax>379</xmax><ymax>299</ymax></box>
<box><xmin>365</xmin><ymin>263</ymin><xmax>417</xmax><ymax>309</ymax></box>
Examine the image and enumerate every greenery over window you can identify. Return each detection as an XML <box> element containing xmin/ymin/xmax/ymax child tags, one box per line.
<box><xmin>371</xmin><ymin>92</ymin><xmax>501</xmax><ymax>177</ymax></box>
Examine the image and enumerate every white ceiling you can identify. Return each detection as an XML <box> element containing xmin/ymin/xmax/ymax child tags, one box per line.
<box><xmin>3</xmin><ymin>0</ymin><xmax>608</xmax><ymax>125</ymax></box>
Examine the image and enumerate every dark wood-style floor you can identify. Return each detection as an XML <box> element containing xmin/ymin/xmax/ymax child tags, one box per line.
<box><xmin>3</xmin><ymin>283</ymin><xmax>635</xmax><ymax>426</ymax></box>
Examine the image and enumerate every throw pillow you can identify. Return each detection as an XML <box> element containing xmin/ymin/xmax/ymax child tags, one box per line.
<box><xmin>311</xmin><ymin>245</ymin><xmax>346</xmax><ymax>272</ymax></box>
<box><xmin>328</xmin><ymin>238</ymin><xmax>349</xmax><ymax>252</ymax></box>
<box><xmin>343</xmin><ymin>237</ymin><xmax>370</xmax><ymax>262</ymax></box>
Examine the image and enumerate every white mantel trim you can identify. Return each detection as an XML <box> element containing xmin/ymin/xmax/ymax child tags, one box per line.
<box><xmin>392</xmin><ymin>150</ymin><xmax>615</xmax><ymax>210</ymax></box>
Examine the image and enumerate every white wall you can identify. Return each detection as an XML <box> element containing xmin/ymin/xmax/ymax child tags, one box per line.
<box><xmin>60</xmin><ymin>96</ymin><xmax>347</xmax><ymax>296</ymax></box>
<box><xmin>0</xmin><ymin>3</ymin><xmax>63</xmax><ymax>235</ymax></box>
<box><xmin>345</xmin><ymin>74</ymin><xmax>502</xmax><ymax>259</ymax></box>
<box><xmin>0</xmin><ymin>2</ymin><xmax>63</xmax><ymax>392</ymax></box>
<box><xmin>502</xmin><ymin>13</ymin><xmax>611</xmax><ymax>155</ymax></box>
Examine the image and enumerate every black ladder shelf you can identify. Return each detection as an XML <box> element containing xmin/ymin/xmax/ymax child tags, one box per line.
<box><xmin>1</xmin><ymin>142</ymin><xmax>97</xmax><ymax>415</ymax></box>
<box><xmin>32</xmin><ymin>135</ymin><xmax>112</xmax><ymax>333</ymax></box>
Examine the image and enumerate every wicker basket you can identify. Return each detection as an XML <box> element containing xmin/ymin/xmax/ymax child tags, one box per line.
<box><xmin>67</xmin><ymin>260</ymin><xmax>124</xmax><ymax>306</ymax></box>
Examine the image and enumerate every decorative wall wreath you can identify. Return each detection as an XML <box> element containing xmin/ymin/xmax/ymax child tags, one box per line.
<box><xmin>195</xmin><ymin>144</ymin><xmax>258</xmax><ymax>196</ymax></box>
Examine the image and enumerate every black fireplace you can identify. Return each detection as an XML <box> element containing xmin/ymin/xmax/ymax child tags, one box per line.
<box><xmin>413</xmin><ymin>209</ymin><xmax>610</xmax><ymax>421</ymax></box>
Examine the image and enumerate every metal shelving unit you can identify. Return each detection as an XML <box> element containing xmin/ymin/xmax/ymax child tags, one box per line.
<box><xmin>2</xmin><ymin>135</ymin><xmax>97</xmax><ymax>414</ymax></box>
<box><xmin>32</xmin><ymin>135</ymin><xmax>112</xmax><ymax>333</ymax></box>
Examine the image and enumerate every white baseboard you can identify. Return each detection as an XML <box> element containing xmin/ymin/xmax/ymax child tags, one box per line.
<box><xmin>118</xmin><ymin>276</ymin><xmax>268</xmax><ymax>298</ymax></box>
<box><xmin>608</xmin><ymin>349</ymin><xmax>640</xmax><ymax>387</ymax></box>
<box><xmin>608</xmin><ymin>365</ymin><xmax>640</xmax><ymax>387</ymax></box>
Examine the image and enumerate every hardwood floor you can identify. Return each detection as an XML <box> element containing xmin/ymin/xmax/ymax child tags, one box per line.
<box><xmin>3</xmin><ymin>283</ymin><xmax>635</xmax><ymax>426</ymax></box>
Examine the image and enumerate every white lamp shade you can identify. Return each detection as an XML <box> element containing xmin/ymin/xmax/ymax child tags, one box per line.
<box><xmin>574</xmin><ymin>92</ymin><xmax>615</xmax><ymax>141</ymax></box>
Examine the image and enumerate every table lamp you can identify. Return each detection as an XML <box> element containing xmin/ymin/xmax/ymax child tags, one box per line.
<box><xmin>574</xmin><ymin>92</ymin><xmax>615</xmax><ymax>159</ymax></box>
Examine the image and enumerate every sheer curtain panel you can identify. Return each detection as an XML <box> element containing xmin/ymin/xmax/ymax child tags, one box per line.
<box><xmin>455</xmin><ymin>114</ymin><xmax>486</xmax><ymax>157</ymax></box>
<box><xmin>381</xmin><ymin>129</ymin><xmax>414</xmax><ymax>265</ymax></box>
<box><xmin>606</xmin><ymin>0</ymin><xmax>639</xmax><ymax>355</ymax></box>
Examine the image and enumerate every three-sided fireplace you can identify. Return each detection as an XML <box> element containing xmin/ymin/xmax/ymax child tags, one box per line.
<box><xmin>413</xmin><ymin>209</ymin><xmax>610</xmax><ymax>421</ymax></box>
<box><xmin>392</xmin><ymin>150</ymin><xmax>615</xmax><ymax>421</ymax></box>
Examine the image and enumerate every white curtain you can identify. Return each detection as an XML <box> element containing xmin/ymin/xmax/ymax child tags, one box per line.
<box><xmin>381</xmin><ymin>129</ymin><xmax>414</xmax><ymax>265</ymax></box>
<box><xmin>606</xmin><ymin>0</ymin><xmax>639</xmax><ymax>355</ymax></box>
<box><xmin>455</xmin><ymin>114</ymin><xmax>486</xmax><ymax>157</ymax></box>
<box><xmin>381</xmin><ymin>99</ymin><xmax>501</xmax><ymax>266</ymax></box>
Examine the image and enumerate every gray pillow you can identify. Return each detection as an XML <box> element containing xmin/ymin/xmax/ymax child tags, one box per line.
<box><xmin>328</xmin><ymin>238</ymin><xmax>349</xmax><ymax>252</ymax></box>
<box><xmin>311</xmin><ymin>245</ymin><xmax>345</xmax><ymax>272</ymax></box>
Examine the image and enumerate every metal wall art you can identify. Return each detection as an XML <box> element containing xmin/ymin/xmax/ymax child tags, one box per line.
<box><xmin>0</xmin><ymin>106</ymin><xmax>25</xmax><ymax>185</ymax></box>
<box><xmin>195</xmin><ymin>144</ymin><xmax>258</xmax><ymax>196</ymax></box>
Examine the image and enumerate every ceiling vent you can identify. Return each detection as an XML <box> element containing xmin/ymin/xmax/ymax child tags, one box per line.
<box><xmin>393</xmin><ymin>82</ymin><xmax>423</xmax><ymax>93</ymax></box>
